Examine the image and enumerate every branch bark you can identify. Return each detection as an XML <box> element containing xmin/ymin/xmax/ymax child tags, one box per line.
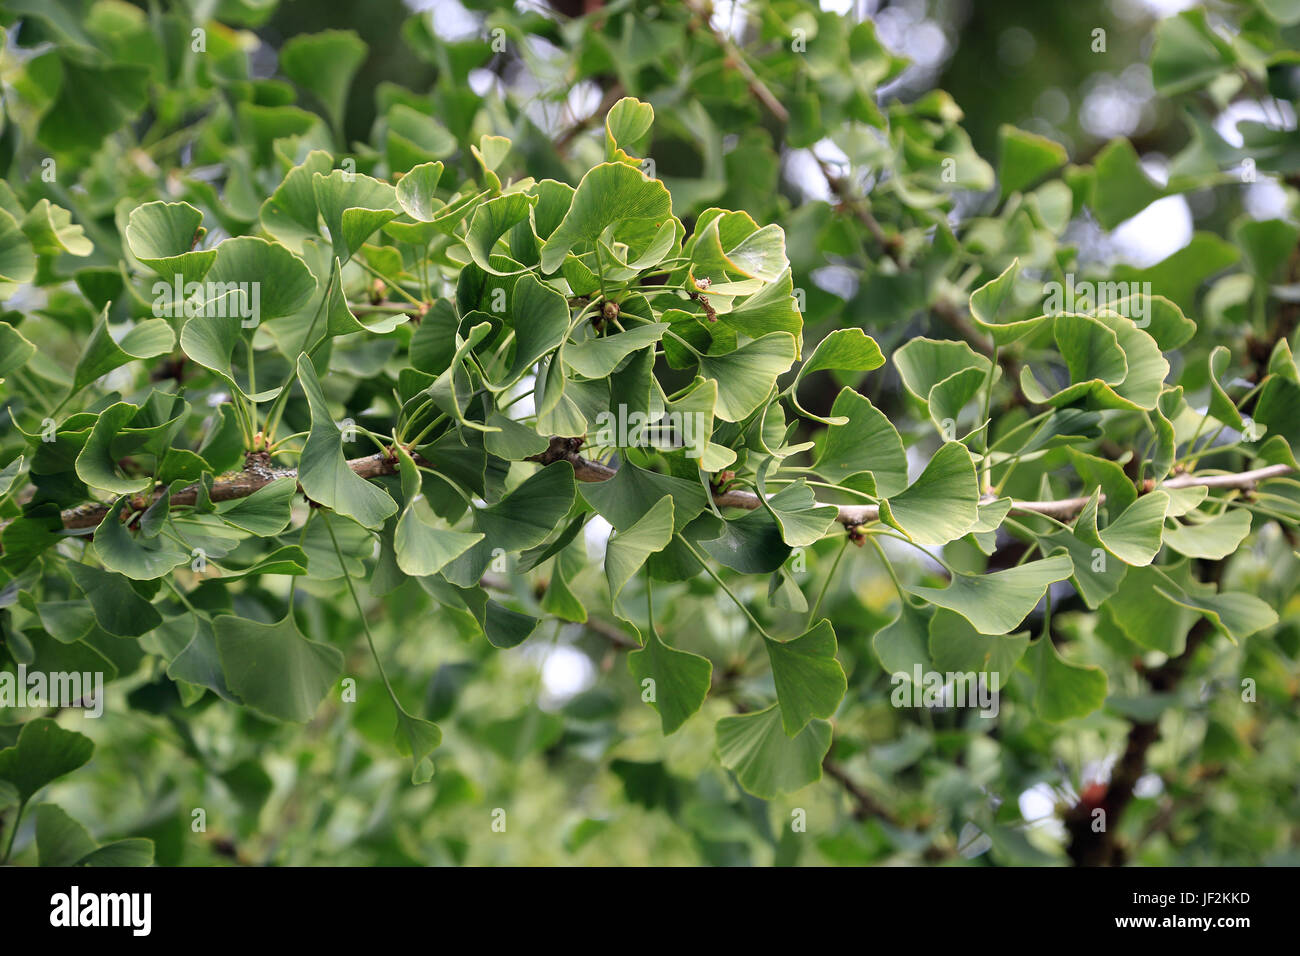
<box><xmin>27</xmin><ymin>439</ymin><xmax>1297</xmax><ymax>537</ymax></box>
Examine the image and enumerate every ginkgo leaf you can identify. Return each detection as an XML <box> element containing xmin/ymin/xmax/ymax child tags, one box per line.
<box><xmin>260</xmin><ymin>150</ymin><xmax>333</xmax><ymax>250</ymax></box>
<box><xmin>393</xmin><ymin>446</ymin><xmax>483</xmax><ymax>576</ymax></box>
<box><xmin>928</xmin><ymin>608</ymin><xmax>1030</xmax><ymax>675</ymax></box>
<box><xmin>0</xmin><ymin>719</ymin><xmax>94</xmax><ymax>804</ymax></box>
<box><xmin>1074</xmin><ymin>490</ymin><xmax>1169</xmax><ymax>567</ymax></box>
<box><xmin>93</xmin><ymin>498</ymin><xmax>189</xmax><ymax>580</ymax></box>
<box><xmin>296</xmin><ymin>355</ymin><xmax>398</xmax><ymax>529</ymax></box>
<box><xmin>540</xmin><ymin>162</ymin><xmax>673</xmax><ymax>273</ymax></box>
<box><xmin>74</xmin><ymin>310</ymin><xmax>175</xmax><ymax>393</ymax></box>
<box><xmin>1029</xmin><ymin>635</ymin><xmax>1108</xmax><ymax>722</ymax></box>
<box><xmin>215</xmin><ymin>612</ymin><xmax>344</xmax><ymax>722</ymax></box>
<box><xmin>564</xmin><ymin>323</ymin><xmax>669</xmax><ymax>379</ymax></box>
<box><xmin>312</xmin><ymin>169</ymin><xmax>401</xmax><ymax>263</ymax></box>
<box><xmin>893</xmin><ymin>338</ymin><xmax>992</xmax><ymax>404</ymax></box>
<box><xmin>1162</xmin><ymin>508</ymin><xmax>1251</xmax><ymax>560</ymax></box>
<box><xmin>764</xmin><ymin>620</ymin><xmax>847</xmax><ymax>735</ymax></box>
<box><xmin>908</xmin><ymin>553</ymin><xmax>1074</xmax><ymax>635</ymax></box>
<box><xmin>716</xmin><ymin>705</ymin><xmax>831</xmax><ymax>799</ymax></box>
<box><xmin>811</xmin><ymin>388</ymin><xmax>908</xmax><ymax>496</ymax></box>
<box><xmin>797</xmin><ymin>327</ymin><xmax>885</xmax><ymax>380</ymax></box>
<box><xmin>280</xmin><ymin>29</ymin><xmax>367</xmax><ymax>133</ymax></box>
<box><xmin>628</xmin><ymin>629</ymin><xmax>712</xmax><ymax>735</ymax></box>
<box><xmin>606</xmin><ymin>496</ymin><xmax>674</xmax><ymax>616</ymax></box>
<box><xmin>0</xmin><ymin>208</ymin><xmax>36</xmax><ymax>283</ymax></box>
<box><xmin>67</xmin><ymin>563</ymin><xmax>162</xmax><ymax>637</ymax></box>
<box><xmin>879</xmin><ymin>442</ymin><xmax>980</xmax><ymax>546</ymax></box>
<box><xmin>125</xmin><ymin>200</ymin><xmax>215</xmax><ymax>285</ymax></box>
<box><xmin>22</xmin><ymin>199</ymin><xmax>92</xmax><ymax>257</ymax></box>
<box><xmin>697</xmin><ymin>332</ymin><xmax>797</xmax><ymax>423</ymax></box>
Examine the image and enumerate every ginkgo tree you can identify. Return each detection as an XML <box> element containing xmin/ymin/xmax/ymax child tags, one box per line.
<box><xmin>0</xmin><ymin>0</ymin><xmax>1298</xmax><ymax>867</ymax></box>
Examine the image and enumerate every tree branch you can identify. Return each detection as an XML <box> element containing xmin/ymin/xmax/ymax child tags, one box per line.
<box><xmin>24</xmin><ymin>439</ymin><xmax>1296</xmax><ymax>539</ymax></box>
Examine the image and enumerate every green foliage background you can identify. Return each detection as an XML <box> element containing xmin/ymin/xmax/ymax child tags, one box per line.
<box><xmin>0</xmin><ymin>0</ymin><xmax>1298</xmax><ymax>866</ymax></box>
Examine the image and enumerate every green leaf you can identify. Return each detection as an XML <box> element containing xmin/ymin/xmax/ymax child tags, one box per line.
<box><xmin>908</xmin><ymin>553</ymin><xmax>1074</xmax><ymax>635</ymax></box>
<box><xmin>0</xmin><ymin>324</ymin><xmax>37</xmax><ymax>379</ymax></box>
<box><xmin>125</xmin><ymin>201</ymin><xmax>215</xmax><ymax>285</ymax></box>
<box><xmin>74</xmin><ymin>310</ymin><xmax>176</xmax><ymax>393</ymax></box>
<box><xmin>323</xmin><ymin>257</ymin><xmax>408</xmax><ymax>336</ymax></box>
<box><xmin>969</xmin><ymin>259</ymin><xmax>1046</xmax><ymax>345</ymax></box>
<box><xmin>565</xmin><ymin>323</ymin><xmax>669</xmax><ymax>379</ymax></box>
<box><xmin>605</xmin><ymin>496</ymin><xmax>674</xmax><ymax>616</ymax></box>
<box><xmin>580</xmin><ymin>461</ymin><xmax>709</xmax><ymax>532</ymax></box>
<box><xmin>0</xmin><ymin>718</ymin><xmax>93</xmax><ymax>804</ymax></box>
<box><xmin>1206</xmin><ymin>345</ymin><xmax>1245</xmax><ymax>430</ymax></box>
<box><xmin>0</xmin><ymin>208</ymin><xmax>36</xmax><ymax>283</ymax></box>
<box><xmin>35</xmin><ymin>803</ymin><xmax>98</xmax><ymax>867</ymax></box>
<box><xmin>880</xmin><ymin>442</ymin><xmax>980</xmax><ymax>546</ymax></box>
<box><xmin>1162</xmin><ymin>508</ymin><xmax>1251</xmax><ymax>560</ymax></box>
<box><xmin>1103</xmin><ymin>563</ymin><xmax>1199</xmax><ymax>654</ymax></box>
<box><xmin>392</xmin><ymin>703</ymin><xmax>442</xmax><ymax>785</ymax></box>
<box><xmin>1083</xmin><ymin>489</ymin><xmax>1169</xmax><ymax>567</ymax></box>
<box><xmin>697</xmin><ymin>332</ymin><xmax>797</xmax><ymax>423</ymax></box>
<box><xmin>21</xmin><ymin>199</ymin><xmax>92</xmax><ymax>257</ymax></box>
<box><xmin>475</xmin><ymin>461</ymin><xmax>577</xmax><ymax>552</ymax></box>
<box><xmin>605</xmin><ymin>96</ymin><xmax>655</xmax><ymax>159</ymax></box>
<box><xmin>311</xmin><ymin>170</ymin><xmax>400</xmax><ymax>263</ymax></box>
<box><xmin>67</xmin><ymin>563</ymin><xmax>162</xmax><ymax>637</ymax></box>
<box><xmin>797</xmin><ymin>328</ymin><xmax>884</xmax><ymax>381</ymax></box>
<box><xmin>489</xmin><ymin>272</ymin><xmax>570</xmax><ymax>389</ymax></box>
<box><xmin>716</xmin><ymin>705</ymin><xmax>831</xmax><ymax>800</ymax></box>
<box><xmin>1090</xmin><ymin>138</ymin><xmax>1167</xmax><ymax>229</ymax></box>
<box><xmin>540</xmin><ymin>162</ymin><xmax>673</xmax><ymax>273</ymax></box>
<box><xmin>216</xmin><ymin>478</ymin><xmax>297</xmax><ymax>535</ymax></box>
<box><xmin>893</xmin><ymin>338</ymin><xmax>992</xmax><ymax>405</ymax></box>
<box><xmin>37</xmin><ymin>58</ymin><xmax>148</xmax><ymax>154</ymax></box>
<box><xmin>998</xmin><ymin>125</ymin><xmax>1067</xmax><ymax>199</ymax></box>
<box><xmin>74</xmin><ymin>403</ymin><xmax>151</xmax><ymax>494</ymax></box>
<box><xmin>698</xmin><ymin>505</ymin><xmax>790</xmax><ymax>574</ymax></box>
<box><xmin>1150</xmin><ymin>8</ymin><xmax>1235</xmax><ymax>95</ymax></box>
<box><xmin>764</xmin><ymin>620</ymin><xmax>847</xmax><ymax>736</ymax></box>
<box><xmin>758</xmin><ymin>475</ymin><xmax>838</xmax><ymax>547</ymax></box>
<box><xmin>280</xmin><ymin>29</ymin><xmax>368</xmax><ymax>132</ymax></box>
<box><xmin>1029</xmin><ymin>636</ymin><xmax>1108</xmax><ymax>722</ymax></box>
<box><xmin>393</xmin><ymin>446</ymin><xmax>483</xmax><ymax>576</ymax></box>
<box><xmin>465</xmin><ymin>193</ymin><xmax>536</xmax><ymax>275</ymax></box>
<box><xmin>628</xmin><ymin>629</ymin><xmax>712</xmax><ymax>734</ymax></box>
<box><xmin>94</xmin><ymin>498</ymin><xmax>189</xmax><ymax>580</ymax></box>
<box><xmin>203</xmin><ymin>236</ymin><xmax>317</xmax><ymax>321</ymax></box>
<box><xmin>0</xmin><ymin>455</ymin><xmax>24</xmax><ymax>496</ymax></box>
<box><xmin>215</xmin><ymin>612</ymin><xmax>344</xmax><ymax>722</ymax></box>
<box><xmin>1153</xmin><ymin>583</ymin><xmax>1277</xmax><ymax>643</ymax></box>
<box><xmin>811</xmin><ymin>388</ymin><xmax>908</xmax><ymax>496</ymax></box>
<box><xmin>723</xmin><ymin>269</ymin><xmax>803</xmax><ymax>339</ymax></box>
<box><xmin>873</xmin><ymin>600</ymin><xmax>934</xmax><ymax>678</ymax></box>
<box><xmin>394</xmin><ymin>161</ymin><xmax>445</xmax><ymax>221</ymax></box>
<box><xmin>928</xmin><ymin>608</ymin><xmax>1030</xmax><ymax>675</ymax></box>
<box><xmin>296</xmin><ymin>354</ymin><xmax>398</xmax><ymax>529</ymax></box>
<box><xmin>260</xmin><ymin>150</ymin><xmax>333</xmax><ymax>250</ymax></box>
<box><xmin>77</xmin><ymin>838</ymin><xmax>155</xmax><ymax>867</ymax></box>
